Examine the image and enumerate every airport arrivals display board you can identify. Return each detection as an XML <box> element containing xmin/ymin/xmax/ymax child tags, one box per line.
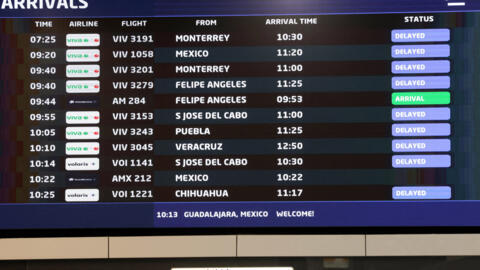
<box><xmin>0</xmin><ymin>0</ymin><xmax>478</xmax><ymax>231</ymax></box>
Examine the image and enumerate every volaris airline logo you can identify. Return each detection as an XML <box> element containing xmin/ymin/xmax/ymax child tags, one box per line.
<box><xmin>1</xmin><ymin>0</ymin><xmax>88</xmax><ymax>9</ymax></box>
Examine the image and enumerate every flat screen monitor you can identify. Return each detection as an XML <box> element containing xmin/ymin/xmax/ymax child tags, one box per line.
<box><xmin>0</xmin><ymin>0</ymin><xmax>476</xmax><ymax>233</ymax></box>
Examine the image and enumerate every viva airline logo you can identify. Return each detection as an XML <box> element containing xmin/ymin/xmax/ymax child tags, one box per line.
<box><xmin>66</xmin><ymin>34</ymin><xmax>100</xmax><ymax>47</ymax></box>
<box><xmin>66</xmin><ymin>65</ymin><xmax>100</xmax><ymax>78</ymax></box>
<box><xmin>66</xmin><ymin>126</ymin><xmax>100</xmax><ymax>140</ymax></box>
<box><xmin>66</xmin><ymin>111</ymin><xmax>100</xmax><ymax>124</ymax></box>
<box><xmin>66</xmin><ymin>49</ymin><xmax>100</xmax><ymax>62</ymax></box>
<box><xmin>66</xmin><ymin>142</ymin><xmax>100</xmax><ymax>155</ymax></box>
<box><xmin>66</xmin><ymin>80</ymin><xmax>100</xmax><ymax>93</ymax></box>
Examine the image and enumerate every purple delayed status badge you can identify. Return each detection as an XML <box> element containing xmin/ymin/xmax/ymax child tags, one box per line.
<box><xmin>392</xmin><ymin>155</ymin><xmax>451</xmax><ymax>168</ymax></box>
<box><xmin>392</xmin><ymin>44</ymin><xmax>450</xmax><ymax>58</ymax></box>
<box><xmin>391</xmin><ymin>29</ymin><xmax>450</xmax><ymax>43</ymax></box>
<box><xmin>392</xmin><ymin>139</ymin><xmax>451</xmax><ymax>152</ymax></box>
<box><xmin>392</xmin><ymin>107</ymin><xmax>450</xmax><ymax>121</ymax></box>
<box><xmin>392</xmin><ymin>186</ymin><xmax>451</xmax><ymax>200</ymax></box>
<box><xmin>392</xmin><ymin>60</ymin><xmax>450</xmax><ymax>74</ymax></box>
<box><xmin>392</xmin><ymin>123</ymin><xmax>451</xmax><ymax>137</ymax></box>
<box><xmin>392</xmin><ymin>76</ymin><xmax>450</xmax><ymax>90</ymax></box>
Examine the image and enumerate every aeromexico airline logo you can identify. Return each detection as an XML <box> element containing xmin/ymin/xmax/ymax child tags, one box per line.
<box><xmin>1</xmin><ymin>0</ymin><xmax>88</xmax><ymax>9</ymax></box>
